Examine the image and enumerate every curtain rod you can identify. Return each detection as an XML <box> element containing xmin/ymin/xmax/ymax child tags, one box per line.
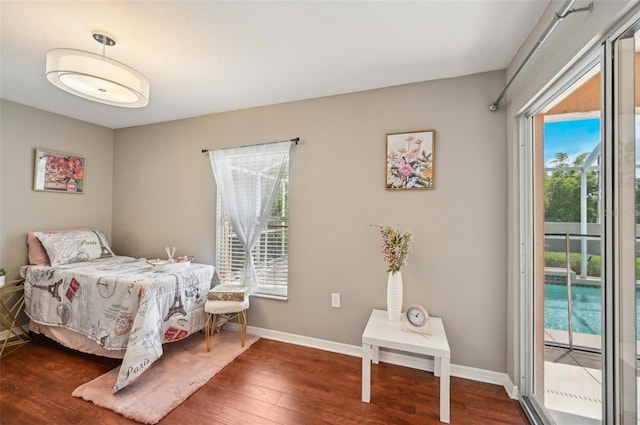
<box><xmin>488</xmin><ymin>0</ymin><xmax>593</xmax><ymax>112</ymax></box>
<box><xmin>201</xmin><ymin>137</ymin><xmax>300</xmax><ymax>154</ymax></box>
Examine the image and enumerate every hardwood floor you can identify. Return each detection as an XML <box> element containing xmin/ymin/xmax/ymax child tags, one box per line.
<box><xmin>0</xmin><ymin>334</ymin><xmax>530</xmax><ymax>424</ymax></box>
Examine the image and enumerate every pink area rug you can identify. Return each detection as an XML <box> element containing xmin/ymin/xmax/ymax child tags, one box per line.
<box><xmin>72</xmin><ymin>330</ymin><xmax>259</xmax><ymax>424</ymax></box>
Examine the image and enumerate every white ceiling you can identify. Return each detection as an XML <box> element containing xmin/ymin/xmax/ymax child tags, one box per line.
<box><xmin>1</xmin><ymin>1</ymin><xmax>548</xmax><ymax>129</ymax></box>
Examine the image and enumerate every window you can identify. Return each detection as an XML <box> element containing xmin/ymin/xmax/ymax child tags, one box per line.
<box><xmin>214</xmin><ymin>155</ymin><xmax>289</xmax><ymax>299</ymax></box>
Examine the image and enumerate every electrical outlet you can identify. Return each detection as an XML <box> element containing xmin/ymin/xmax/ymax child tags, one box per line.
<box><xmin>331</xmin><ymin>293</ymin><xmax>340</xmax><ymax>308</ymax></box>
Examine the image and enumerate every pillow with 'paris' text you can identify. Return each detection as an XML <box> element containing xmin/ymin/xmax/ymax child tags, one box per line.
<box><xmin>34</xmin><ymin>229</ymin><xmax>114</xmax><ymax>267</ymax></box>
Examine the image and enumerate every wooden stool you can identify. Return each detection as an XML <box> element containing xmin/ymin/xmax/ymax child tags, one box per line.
<box><xmin>204</xmin><ymin>298</ymin><xmax>249</xmax><ymax>351</ymax></box>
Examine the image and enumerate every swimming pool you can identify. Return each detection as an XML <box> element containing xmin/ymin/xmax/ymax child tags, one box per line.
<box><xmin>545</xmin><ymin>283</ymin><xmax>640</xmax><ymax>339</ymax></box>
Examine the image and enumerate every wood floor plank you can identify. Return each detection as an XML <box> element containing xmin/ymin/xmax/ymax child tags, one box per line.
<box><xmin>0</xmin><ymin>334</ymin><xmax>530</xmax><ymax>424</ymax></box>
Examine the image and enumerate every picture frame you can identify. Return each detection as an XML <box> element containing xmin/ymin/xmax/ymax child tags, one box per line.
<box><xmin>33</xmin><ymin>148</ymin><xmax>85</xmax><ymax>194</ymax></box>
<box><xmin>385</xmin><ymin>130</ymin><xmax>435</xmax><ymax>190</ymax></box>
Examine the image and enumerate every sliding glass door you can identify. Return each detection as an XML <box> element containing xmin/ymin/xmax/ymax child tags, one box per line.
<box><xmin>526</xmin><ymin>61</ymin><xmax>605</xmax><ymax>425</ymax></box>
<box><xmin>521</xmin><ymin>16</ymin><xmax>639</xmax><ymax>425</ymax></box>
<box><xmin>609</xmin><ymin>26</ymin><xmax>638</xmax><ymax>425</ymax></box>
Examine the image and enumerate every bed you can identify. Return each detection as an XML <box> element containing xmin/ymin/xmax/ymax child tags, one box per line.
<box><xmin>22</xmin><ymin>228</ymin><xmax>215</xmax><ymax>393</ymax></box>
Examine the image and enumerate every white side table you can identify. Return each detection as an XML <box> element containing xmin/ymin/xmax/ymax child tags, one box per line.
<box><xmin>361</xmin><ymin>309</ymin><xmax>451</xmax><ymax>423</ymax></box>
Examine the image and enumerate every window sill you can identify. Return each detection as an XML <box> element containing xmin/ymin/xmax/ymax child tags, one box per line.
<box><xmin>251</xmin><ymin>291</ymin><xmax>288</xmax><ymax>301</ymax></box>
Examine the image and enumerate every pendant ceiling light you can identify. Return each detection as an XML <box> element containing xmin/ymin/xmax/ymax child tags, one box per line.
<box><xmin>46</xmin><ymin>32</ymin><xmax>150</xmax><ymax>108</ymax></box>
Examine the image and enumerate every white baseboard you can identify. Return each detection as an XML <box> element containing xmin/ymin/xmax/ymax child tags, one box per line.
<box><xmin>229</xmin><ymin>322</ymin><xmax>519</xmax><ymax>400</ymax></box>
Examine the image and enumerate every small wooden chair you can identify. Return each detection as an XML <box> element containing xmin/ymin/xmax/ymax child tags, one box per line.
<box><xmin>204</xmin><ymin>297</ymin><xmax>249</xmax><ymax>351</ymax></box>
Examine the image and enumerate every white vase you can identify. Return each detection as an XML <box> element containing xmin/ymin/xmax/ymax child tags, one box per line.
<box><xmin>386</xmin><ymin>271</ymin><xmax>403</xmax><ymax>321</ymax></box>
<box><xmin>0</xmin><ymin>275</ymin><xmax>5</xmax><ymax>287</ymax></box>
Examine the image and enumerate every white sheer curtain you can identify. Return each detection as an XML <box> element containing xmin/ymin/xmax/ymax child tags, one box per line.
<box><xmin>208</xmin><ymin>141</ymin><xmax>292</xmax><ymax>289</ymax></box>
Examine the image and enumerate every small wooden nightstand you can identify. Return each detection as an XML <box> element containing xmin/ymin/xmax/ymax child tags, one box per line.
<box><xmin>0</xmin><ymin>279</ymin><xmax>30</xmax><ymax>358</ymax></box>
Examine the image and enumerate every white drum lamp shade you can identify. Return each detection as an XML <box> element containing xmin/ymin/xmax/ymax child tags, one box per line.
<box><xmin>46</xmin><ymin>48</ymin><xmax>150</xmax><ymax>108</ymax></box>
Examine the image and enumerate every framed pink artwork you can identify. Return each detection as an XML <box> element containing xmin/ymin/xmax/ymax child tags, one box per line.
<box><xmin>385</xmin><ymin>130</ymin><xmax>435</xmax><ymax>190</ymax></box>
<box><xmin>33</xmin><ymin>148</ymin><xmax>85</xmax><ymax>194</ymax></box>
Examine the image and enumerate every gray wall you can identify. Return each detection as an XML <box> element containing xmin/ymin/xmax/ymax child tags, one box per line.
<box><xmin>0</xmin><ymin>100</ymin><xmax>114</xmax><ymax>280</ymax></box>
<box><xmin>0</xmin><ymin>67</ymin><xmax>508</xmax><ymax>375</ymax></box>
<box><xmin>505</xmin><ymin>0</ymin><xmax>638</xmax><ymax>386</ymax></box>
<box><xmin>113</xmin><ymin>71</ymin><xmax>508</xmax><ymax>373</ymax></box>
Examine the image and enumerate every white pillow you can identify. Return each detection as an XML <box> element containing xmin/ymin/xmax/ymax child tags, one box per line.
<box><xmin>34</xmin><ymin>229</ymin><xmax>115</xmax><ymax>267</ymax></box>
<box><xmin>27</xmin><ymin>227</ymin><xmax>91</xmax><ymax>265</ymax></box>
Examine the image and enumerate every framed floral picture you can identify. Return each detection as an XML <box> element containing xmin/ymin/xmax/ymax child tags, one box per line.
<box><xmin>386</xmin><ymin>130</ymin><xmax>435</xmax><ymax>190</ymax></box>
<box><xmin>33</xmin><ymin>148</ymin><xmax>85</xmax><ymax>194</ymax></box>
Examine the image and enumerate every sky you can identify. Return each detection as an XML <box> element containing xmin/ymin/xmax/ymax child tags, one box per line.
<box><xmin>544</xmin><ymin>116</ymin><xmax>640</xmax><ymax>169</ymax></box>
<box><xmin>543</xmin><ymin>118</ymin><xmax>600</xmax><ymax>166</ymax></box>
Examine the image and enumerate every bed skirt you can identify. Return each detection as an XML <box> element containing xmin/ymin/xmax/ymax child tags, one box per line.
<box><xmin>30</xmin><ymin>320</ymin><xmax>126</xmax><ymax>359</ymax></box>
